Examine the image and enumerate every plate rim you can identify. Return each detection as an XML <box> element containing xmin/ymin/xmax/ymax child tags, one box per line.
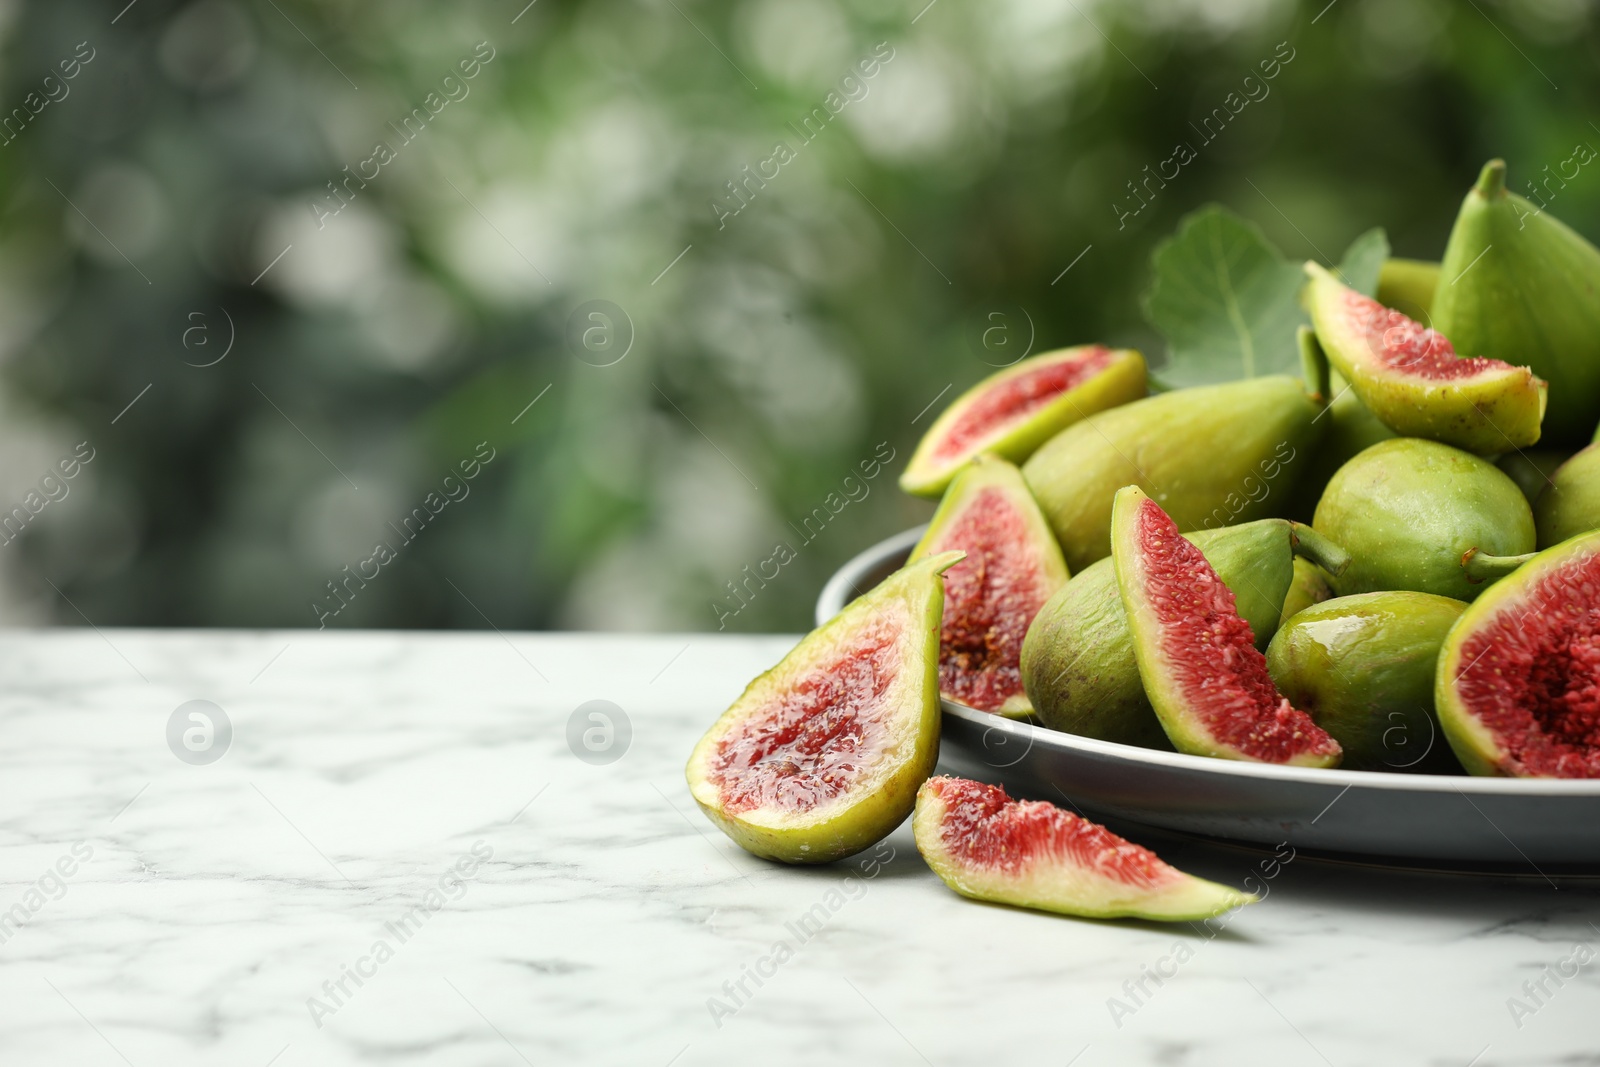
<box><xmin>818</xmin><ymin>524</ymin><xmax>1600</xmax><ymax>798</ymax></box>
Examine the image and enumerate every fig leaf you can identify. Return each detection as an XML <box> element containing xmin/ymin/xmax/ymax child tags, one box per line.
<box><xmin>1143</xmin><ymin>204</ymin><xmax>1388</xmax><ymax>388</ymax></box>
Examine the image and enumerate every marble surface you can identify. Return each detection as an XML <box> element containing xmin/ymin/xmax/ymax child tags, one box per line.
<box><xmin>0</xmin><ymin>629</ymin><xmax>1595</xmax><ymax>1067</ymax></box>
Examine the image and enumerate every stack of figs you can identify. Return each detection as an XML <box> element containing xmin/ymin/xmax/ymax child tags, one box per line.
<box><xmin>683</xmin><ymin>161</ymin><xmax>1600</xmax><ymax>920</ymax></box>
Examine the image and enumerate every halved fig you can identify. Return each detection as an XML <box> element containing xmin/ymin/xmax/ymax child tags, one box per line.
<box><xmin>686</xmin><ymin>551</ymin><xmax>963</xmax><ymax>863</ymax></box>
<box><xmin>1303</xmin><ymin>261</ymin><xmax>1547</xmax><ymax>455</ymax></box>
<box><xmin>1111</xmin><ymin>485</ymin><xmax>1343</xmax><ymax>767</ymax></box>
<box><xmin>913</xmin><ymin>776</ymin><xmax>1256</xmax><ymax>921</ymax></box>
<box><xmin>909</xmin><ymin>455</ymin><xmax>1070</xmax><ymax>717</ymax></box>
<box><xmin>1435</xmin><ymin>530</ymin><xmax>1600</xmax><ymax>778</ymax></box>
<box><xmin>900</xmin><ymin>345</ymin><xmax>1146</xmax><ymax>498</ymax></box>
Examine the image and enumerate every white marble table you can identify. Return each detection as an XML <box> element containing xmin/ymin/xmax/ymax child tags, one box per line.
<box><xmin>0</xmin><ymin>630</ymin><xmax>1594</xmax><ymax>1066</ymax></box>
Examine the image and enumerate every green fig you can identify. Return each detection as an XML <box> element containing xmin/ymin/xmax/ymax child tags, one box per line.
<box><xmin>901</xmin><ymin>346</ymin><xmax>1147</xmax><ymax>498</ymax></box>
<box><xmin>1279</xmin><ymin>557</ymin><xmax>1333</xmax><ymax>627</ymax></box>
<box><xmin>1376</xmin><ymin>258</ymin><xmax>1441</xmax><ymax>324</ymax></box>
<box><xmin>1304</xmin><ymin>261</ymin><xmax>1547</xmax><ymax>455</ymax></box>
<box><xmin>1497</xmin><ymin>449</ymin><xmax>1570</xmax><ymax>505</ymax></box>
<box><xmin>1433</xmin><ymin>160</ymin><xmax>1600</xmax><ymax>447</ymax></box>
<box><xmin>909</xmin><ymin>454</ymin><xmax>1070</xmax><ymax>717</ymax></box>
<box><xmin>1111</xmin><ymin>486</ymin><xmax>1343</xmax><ymax>767</ymax></box>
<box><xmin>1021</xmin><ymin>375</ymin><xmax>1325</xmax><ymax>572</ymax></box>
<box><xmin>915</xmin><ymin>776</ymin><xmax>1257</xmax><ymax>921</ymax></box>
<box><xmin>1314</xmin><ymin>438</ymin><xmax>1536</xmax><ymax>601</ymax></box>
<box><xmin>1266</xmin><ymin>592</ymin><xmax>1467</xmax><ymax>773</ymax></box>
<box><xmin>686</xmin><ymin>551</ymin><xmax>962</xmax><ymax>863</ymax></box>
<box><xmin>1533</xmin><ymin>443</ymin><xmax>1600</xmax><ymax>549</ymax></box>
<box><xmin>1021</xmin><ymin>517</ymin><xmax>1350</xmax><ymax>748</ymax></box>
<box><xmin>1434</xmin><ymin>530</ymin><xmax>1600</xmax><ymax>778</ymax></box>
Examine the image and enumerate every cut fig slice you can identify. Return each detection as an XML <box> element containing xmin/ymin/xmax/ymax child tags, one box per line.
<box><xmin>913</xmin><ymin>776</ymin><xmax>1256</xmax><ymax>921</ymax></box>
<box><xmin>1435</xmin><ymin>530</ymin><xmax>1600</xmax><ymax>778</ymax></box>
<box><xmin>1303</xmin><ymin>261</ymin><xmax>1547</xmax><ymax>455</ymax></box>
<box><xmin>909</xmin><ymin>455</ymin><xmax>1070</xmax><ymax>717</ymax></box>
<box><xmin>686</xmin><ymin>551</ymin><xmax>963</xmax><ymax>863</ymax></box>
<box><xmin>1111</xmin><ymin>485</ymin><xmax>1343</xmax><ymax>767</ymax></box>
<box><xmin>900</xmin><ymin>345</ymin><xmax>1146</xmax><ymax>498</ymax></box>
<box><xmin>1021</xmin><ymin>517</ymin><xmax>1350</xmax><ymax>749</ymax></box>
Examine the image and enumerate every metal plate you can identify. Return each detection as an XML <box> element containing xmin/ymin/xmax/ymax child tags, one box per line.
<box><xmin>817</xmin><ymin>526</ymin><xmax>1600</xmax><ymax>871</ymax></box>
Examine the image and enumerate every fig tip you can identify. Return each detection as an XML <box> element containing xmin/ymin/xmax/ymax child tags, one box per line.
<box><xmin>1475</xmin><ymin>159</ymin><xmax>1507</xmax><ymax>199</ymax></box>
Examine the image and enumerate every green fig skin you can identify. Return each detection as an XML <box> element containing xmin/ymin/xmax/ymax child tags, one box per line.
<box><xmin>1433</xmin><ymin>160</ymin><xmax>1600</xmax><ymax>447</ymax></box>
<box><xmin>1376</xmin><ymin>258</ymin><xmax>1441</xmax><ymax>324</ymax></box>
<box><xmin>1278</xmin><ymin>557</ymin><xmax>1333</xmax><ymax>627</ymax></box>
<box><xmin>1021</xmin><ymin>376</ymin><xmax>1325</xmax><ymax>572</ymax></box>
<box><xmin>1498</xmin><ymin>449</ymin><xmax>1570</xmax><ymax>505</ymax></box>
<box><xmin>1314</xmin><ymin>438</ymin><xmax>1535</xmax><ymax>602</ymax></box>
<box><xmin>909</xmin><ymin>454</ymin><xmax>1071</xmax><ymax>718</ymax></box>
<box><xmin>1304</xmin><ymin>261</ymin><xmax>1547</xmax><ymax>455</ymax></box>
<box><xmin>1265</xmin><ymin>592</ymin><xmax>1467</xmax><ymax>774</ymax></box>
<box><xmin>1021</xmin><ymin>518</ymin><xmax>1334</xmax><ymax>748</ymax></box>
<box><xmin>1533</xmin><ymin>444</ymin><xmax>1600</xmax><ymax>549</ymax></box>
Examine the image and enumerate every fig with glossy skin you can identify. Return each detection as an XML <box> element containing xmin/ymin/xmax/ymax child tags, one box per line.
<box><xmin>1435</xmin><ymin>530</ymin><xmax>1600</xmax><ymax>778</ymax></box>
<box><xmin>1433</xmin><ymin>160</ymin><xmax>1600</xmax><ymax>447</ymax></box>
<box><xmin>1304</xmin><ymin>261</ymin><xmax>1546</xmax><ymax>454</ymax></box>
<box><xmin>685</xmin><ymin>551</ymin><xmax>963</xmax><ymax>863</ymax></box>
<box><xmin>914</xmin><ymin>776</ymin><xmax>1256</xmax><ymax>921</ymax></box>
<box><xmin>1279</xmin><ymin>557</ymin><xmax>1333</xmax><ymax>627</ymax></box>
<box><xmin>1314</xmin><ymin>438</ymin><xmax>1535</xmax><ymax>602</ymax></box>
<box><xmin>901</xmin><ymin>346</ymin><xmax>1146</xmax><ymax>498</ymax></box>
<box><xmin>1021</xmin><ymin>518</ymin><xmax>1350</xmax><ymax>748</ymax></box>
<box><xmin>1266</xmin><ymin>592</ymin><xmax>1466</xmax><ymax>774</ymax></box>
<box><xmin>908</xmin><ymin>455</ymin><xmax>1070</xmax><ymax>717</ymax></box>
<box><xmin>1533</xmin><ymin>445</ymin><xmax>1600</xmax><ymax>549</ymax></box>
<box><xmin>1376</xmin><ymin>258</ymin><xmax>1441</xmax><ymax>324</ymax></box>
<box><xmin>1498</xmin><ymin>450</ymin><xmax>1569</xmax><ymax>506</ymax></box>
<box><xmin>1021</xmin><ymin>375</ymin><xmax>1324</xmax><ymax>572</ymax></box>
<box><xmin>1111</xmin><ymin>486</ymin><xmax>1343</xmax><ymax>767</ymax></box>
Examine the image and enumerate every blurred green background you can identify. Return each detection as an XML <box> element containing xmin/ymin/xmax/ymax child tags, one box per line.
<box><xmin>0</xmin><ymin>0</ymin><xmax>1596</xmax><ymax>631</ymax></box>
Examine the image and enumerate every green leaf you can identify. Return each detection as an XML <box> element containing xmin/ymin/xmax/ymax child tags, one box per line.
<box><xmin>1334</xmin><ymin>227</ymin><xmax>1389</xmax><ymax>297</ymax></box>
<box><xmin>1141</xmin><ymin>205</ymin><xmax>1309</xmax><ymax>388</ymax></box>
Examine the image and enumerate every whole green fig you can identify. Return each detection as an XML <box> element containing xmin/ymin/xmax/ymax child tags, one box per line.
<box><xmin>1266</xmin><ymin>592</ymin><xmax>1466</xmax><ymax>773</ymax></box>
<box><xmin>1021</xmin><ymin>376</ymin><xmax>1325</xmax><ymax>572</ymax></box>
<box><xmin>1433</xmin><ymin>159</ymin><xmax>1600</xmax><ymax>446</ymax></box>
<box><xmin>1314</xmin><ymin>438</ymin><xmax>1535</xmax><ymax>601</ymax></box>
<box><xmin>1533</xmin><ymin>444</ymin><xmax>1600</xmax><ymax>549</ymax></box>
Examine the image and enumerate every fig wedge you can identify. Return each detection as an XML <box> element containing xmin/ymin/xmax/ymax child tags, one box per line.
<box><xmin>909</xmin><ymin>455</ymin><xmax>1070</xmax><ymax>717</ymax></box>
<box><xmin>686</xmin><ymin>551</ymin><xmax>963</xmax><ymax>863</ymax></box>
<box><xmin>1304</xmin><ymin>260</ymin><xmax>1546</xmax><ymax>454</ymax></box>
<box><xmin>901</xmin><ymin>345</ymin><xmax>1146</xmax><ymax>498</ymax></box>
<box><xmin>1111</xmin><ymin>486</ymin><xmax>1342</xmax><ymax>767</ymax></box>
<box><xmin>914</xmin><ymin>776</ymin><xmax>1256</xmax><ymax>921</ymax></box>
<box><xmin>1435</xmin><ymin>531</ymin><xmax>1600</xmax><ymax>778</ymax></box>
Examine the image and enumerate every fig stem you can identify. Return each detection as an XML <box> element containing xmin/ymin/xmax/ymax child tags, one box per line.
<box><xmin>1462</xmin><ymin>548</ymin><xmax>1535</xmax><ymax>583</ymax></box>
<box><xmin>1289</xmin><ymin>523</ymin><xmax>1350</xmax><ymax>577</ymax></box>
<box><xmin>1297</xmin><ymin>326</ymin><xmax>1331</xmax><ymax>402</ymax></box>
<box><xmin>1475</xmin><ymin>159</ymin><xmax>1507</xmax><ymax>200</ymax></box>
